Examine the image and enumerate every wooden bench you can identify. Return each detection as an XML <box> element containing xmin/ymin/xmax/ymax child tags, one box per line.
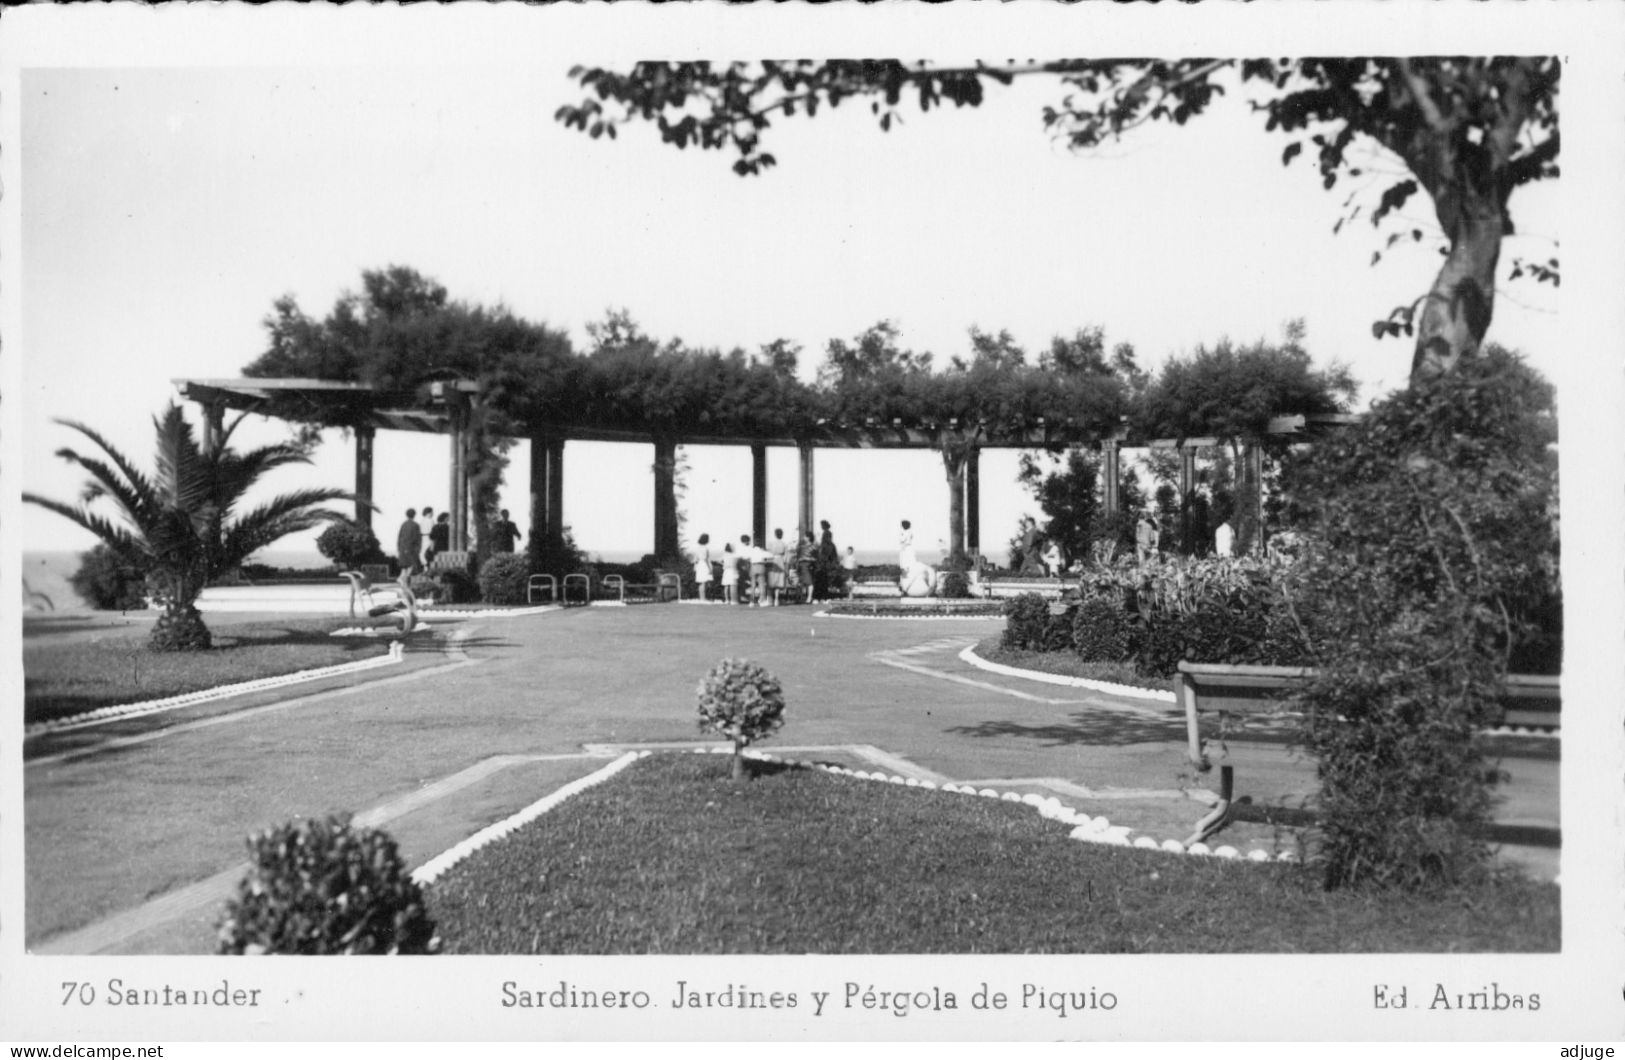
<box><xmin>1176</xmin><ymin>661</ymin><xmax>1561</xmax><ymax>845</ymax></box>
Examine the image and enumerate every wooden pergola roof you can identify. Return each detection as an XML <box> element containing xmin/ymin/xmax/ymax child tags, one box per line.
<box><xmin>174</xmin><ymin>377</ymin><xmax>1358</xmax><ymax>449</ymax></box>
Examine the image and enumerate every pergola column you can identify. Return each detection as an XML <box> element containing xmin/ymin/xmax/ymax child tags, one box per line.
<box><xmin>546</xmin><ymin>438</ymin><xmax>566</xmax><ymax>540</ymax></box>
<box><xmin>199</xmin><ymin>400</ymin><xmax>225</xmax><ymax>456</ymax></box>
<box><xmin>1179</xmin><ymin>447</ymin><xmax>1197</xmax><ymax>555</ymax></box>
<box><xmin>447</xmin><ymin>400</ymin><xmax>469</xmax><ymax>551</ymax></box>
<box><xmin>797</xmin><ymin>442</ymin><xmax>815</xmax><ymax>544</ymax></box>
<box><xmin>353</xmin><ymin>424</ymin><xmax>375</xmax><ymax>530</ymax></box>
<box><xmin>1247</xmin><ymin>441</ymin><xmax>1266</xmax><ymax>554</ymax></box>
<box><xmin>964</xmin><ymin>446</ymin><xmax>981</xmax><ymax>556</ymax></box>
<box><xmin>751</xmin><ymin>443</ymin><xmax>768</xmax><ymax>545</ymax></box>
<box><xmin>1102</xmin><ymin>438</ymin><xmax>1121</xmax><ymax>517</ymax></box>
<box><xmin>528</xmin><ymin>435</ymin><xmax>548</xmax><ymax>555</ymax></box>
<box><xmin>653</xmin><ymin>437</ymin><xmax>679</xmax><ymax>560</ymax></box>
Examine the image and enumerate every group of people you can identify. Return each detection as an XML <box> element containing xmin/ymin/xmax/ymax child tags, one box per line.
<box><xmin>692</xmin><ymin>521</ymin><xmax>855</xmax><ymax>605</ymax></box>
<box><xmin>395</xmin><ymin>506</ymin><xmax>524</xmax><ymax>575</ymax></box>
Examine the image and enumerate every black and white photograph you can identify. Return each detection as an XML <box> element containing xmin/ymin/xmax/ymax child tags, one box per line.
<box><xmin>3</xmin><ymin>1</ymin><xmax>1622</xmax><ymax>1047</ymax></box>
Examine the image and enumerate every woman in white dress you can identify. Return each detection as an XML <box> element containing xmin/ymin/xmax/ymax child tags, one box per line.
<box><xmin>692</xmin><ymin>533</ymin><xmax>713</xmax><ymax>601</ymax></box>
<box><xmin>720</xmin><ymin>541</ymin><xmax>739</xmax><ymax>604</ymax></box>
<box><xmin>898</xmin><ymin>519</ymin><xmax>916</xmax><ymax>570</ymax></box>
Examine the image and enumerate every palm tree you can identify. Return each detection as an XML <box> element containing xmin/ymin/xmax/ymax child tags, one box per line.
<box><xmin>25</xmin><ymin>403</ymin><xmax>355</xmax><ymax>651</ymax></box>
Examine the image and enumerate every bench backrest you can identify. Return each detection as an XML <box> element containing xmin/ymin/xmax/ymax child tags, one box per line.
<box><xmin>427</xmin><ymin>550</ymin><xmax>473</xmax><ymax>574</ymax></box>
<box><xmin>1177</xmin><ymin>661</ymin><xmax>1561</xmax><ymax>727</ymax></box>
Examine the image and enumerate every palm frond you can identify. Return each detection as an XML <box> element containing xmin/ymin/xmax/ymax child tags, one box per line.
<box><xmin>51</xmin><ymin>418</ymin><xmax>159</xmax><ymax>511</ymax></box>
<box><xmin>151</xmin><ymin>405</ymin><xmax>215</xmax><ymax>515</ymax></box>
<box><xmin>22</xmin><ymin>493</ymin><xmax>148</xmax><ymax>564</ymax></box>
<box><xmin>219</xmin><ymin>495</ymin><xmax>353</xmax><ymax>569</ymax></box>
<box><xmin>48</xmin><ymin>447</ymin><xmax>159</xmax><ymax>534</ymax></box>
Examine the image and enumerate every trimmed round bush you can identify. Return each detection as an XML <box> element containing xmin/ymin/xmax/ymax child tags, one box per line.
<box><xmin>1001</xmin><ymin>592</ymin><xmax>1050</xmax><ymax>651</ymax></box>
<box><xmin>217</xmin><ymin>815</ymin><xmax>438</xmax><ymax>955</ymax></box>
<box><xmin>315</xmin><ymin>519</ymin><xmax>386</xmax><ymax>570</ymax></box>
<box><xmin>477</xmin><ymin>552</ymin><xmax>532</xmax><ymax>605</ymax></box>
<box><xmin>696</xmin><ymin>658</ymin><xmax>786</xmax><ymax>780</ymax></box>
<box><xmin>1071</xmin><ymin>598</ymin><xmax>1129</xmax><ymax>662</ymax></box>
<box><xmin>936</xmin><ymin>571</ymin><xmax>971</xmax><ymax>599</ymax></box>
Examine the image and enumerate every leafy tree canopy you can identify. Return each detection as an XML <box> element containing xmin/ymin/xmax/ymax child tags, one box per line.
<box><xmin>1134</xmin><ymin>321</ymin><xmax>1357</xmax><ymax>442</ymax></box>
<box><xmin>559</xmin><ymin>58</ymin><xmax>1559</xmax><ymax>379</ymax></box>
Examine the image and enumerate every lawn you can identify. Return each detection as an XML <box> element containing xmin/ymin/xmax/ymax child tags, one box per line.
<box><xmin>23</xmin><ymin>617</ymin><xmax>395</xmax><ymax>725</ymax></box>
<box><xmin>427</xmin><ymin>753</ymin><xmax>1560</xmax><ymax>954</ymax></box>
<box><xmin>973</xmin><ymin>637</ymin><xmax>1163</xmax><ymax>693</ymax></box>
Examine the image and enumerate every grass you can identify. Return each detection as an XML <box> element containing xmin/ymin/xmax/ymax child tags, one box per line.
<box><xmin>973</xmin><ymin>637</ymin><xmax>1163</xmax><ymax>692</ymax></box>
<box><xmin>426</xmin><ymin>753</ymin><xmax>1559</xmax><ymax>953</ymax></box>
<box><xmin>22</xmin><ymin>617</ymin><xmax>395</xmax><ymax>725</ymax></box>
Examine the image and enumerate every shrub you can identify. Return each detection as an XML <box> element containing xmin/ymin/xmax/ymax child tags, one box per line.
<box><xmin>216</xmin><ymin>815</ymin><xmax>438</xmax><ymax>955</ymax></box>
<box><xmin>315</xmin><ymin>519</ymin><xmax>386</xmax><ymax>570</ymax></box>
<box><xmin>1001</xmin><ymin>593</ymin><xmax>1050</xmax><ymax>651</ymax></box>
<box><xmin>407</xmin><ymin>574</ymin><xmax>442</xmax><ymax>602</ymax></box>
<box><xmin>695</xmin><ymin>658</ymin><xmax>786</xmax><ymax>781</ymax></box>
<box><xmin>435</xmin><ymin>569</ymin><xmax>479</xmax><ymax>604</ymax></box>
<box><xmin>528</xmin><ymin>526</ymin><xmax>587</xmax><ymax>577</ymax></box>
<box><xmin>1072</xmin><ymin>598</ymin><xmax>1129</xmax><ymax>662</ymax></box>
<box><xmin>1287</xmin><ymin>346</ymin><xmax>1560</xmax><ymax>891</ymax></box>
<box><xmin>936</xmin><ymin>571</ymin><xmax>971</xmax><ymax>599</ymax></box>
<box><xmin>477</xmin><ymin>552</ymin><xmax>532</xmax><ymax>605</ymax></box>
<box><xmin>69</xmin><ymin>544</ymin><xmax>149</xmax><ymax>611</ymax></box>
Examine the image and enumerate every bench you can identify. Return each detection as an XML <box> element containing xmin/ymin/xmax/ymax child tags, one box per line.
<box><xmin>526</xmin><ymin>574</ymin><xmax>557</xmax><ymax>604</ymax></box>
<box><xmin>602</xmin><ymin>572</ymin><xmax>681</xmax><ymax>604</ymax></box>
<box><xmin>1176</xmin><ymin>661</ymin><xmax>1561</xmax><ymax>845</ymax></box>
<box><xmin>426</xmin><ymin>550</ymin><xmax>473</xmax><ymax>575</ymax></box>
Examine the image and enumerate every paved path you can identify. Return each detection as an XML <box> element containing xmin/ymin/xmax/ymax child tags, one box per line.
<box><xmin>23</xmin><ymin>604</ymin><xmax>1559</xmax><ymax>954</ymax></box>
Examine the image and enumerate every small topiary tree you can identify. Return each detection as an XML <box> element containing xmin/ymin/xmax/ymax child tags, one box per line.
<box><xmin>695</xmin><ymin>658</ymin><xmax>786</xmax><ymax>780</ymax></box>
<box><xmin>315</xmin><ymin>518</ymin><xmax>386</xmax><ymax>570</ymax></box>
<box><xmin>69</xmin><ymin>543</ymin><xmax>150</xmax><ymax>611</ymax></box>
<box><xmin>476</xmin><ymin>552</ymin><xmax>532</xmax><ymax>605</ymax></box>
<box><xmin>217</xmin><ymin>815</ymin><xmax>439</xmax><ymax>955</ymax></box>
<box><xmin>1001</xmin><ymin>592</ymin><xmax>1050</xmax><ymax>651</ymax></box>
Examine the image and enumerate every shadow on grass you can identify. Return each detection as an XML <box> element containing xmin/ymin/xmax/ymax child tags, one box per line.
<box><xmin>946</xmin><ymin>708</ymin><xmax>1303</xmax><ymax>749</ymax></box>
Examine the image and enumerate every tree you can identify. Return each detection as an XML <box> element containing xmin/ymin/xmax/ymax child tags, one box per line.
<box><xmin>1134</xmin><ymin>323</ymin><xmax>1357</xmax><ymax>552</ymax></box>
<box><xmin>559</xmin><ymin>58</ymin><xmax>1559</xmax><ymax>380</ymax></box>
<box><xmin>25</xmin><ymin>405</ymin><xmax>353</xmax><ymax>651</ymax></box>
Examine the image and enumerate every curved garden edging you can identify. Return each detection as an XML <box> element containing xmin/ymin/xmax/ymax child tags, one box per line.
<box><xmin>817</xmin><ymin>610</ymin><xmax>1004</xmax><ymax>621</ymax></box>
<box><xmin>958</xmin><ymin>644</ymin><xmax>1176</xmax><ymax>703</ymax></box>
<box><xmin>24</xmin><ymin>642</ymin><xmax>407</xmax><ymax>739</ymax></box>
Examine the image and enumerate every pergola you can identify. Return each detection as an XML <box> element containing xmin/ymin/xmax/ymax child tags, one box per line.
<box><xmin>174</xmin><ymin>377</ymin><xmax>1356</xmax><ymax>560</ymax></box>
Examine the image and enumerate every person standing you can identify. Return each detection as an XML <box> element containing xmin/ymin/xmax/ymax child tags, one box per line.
<box><xmin>396</xmin><ymin>509</ymin><xmax>423</xmax><ymax>576</ymax></box>
<box><xmin>692</xmin><ymin>533</ymin><xmax>713</xmax><ymax>601</ymax></box>
<box><xmin>816</xmin><ymin>520</ymin><xmax>840</xmax><ymax>600</ymax></box>
<box><xmin>720</xmin><ymin>540</ymin><xmax>739</xmax><ymax>605</ymax></box>
<box><xmin>744</xmin><ymin>534</ymin><xmax>770</xmax><ymax>606</ymax></box>
<box><xmin>768</xmin><ymin>528</ymin><xmax>789</xmax><ymax>605</ymax></box>
<box><xmin>428</xmin><ymin>512</ymin><xmax>451</xmax><ymax>567</ymax></box>
<box><xmin>841</xmin><ymin>546</ymin><xmax>859</xmax><ymax>597</ymax></box>
<box><xmin>796</xmin><ymin>530</ymin><xmax>817</xmax><ymax>603</ymax></box>
<box><xmin>490</xmin><ymin>509</ymin><xmax>523</xmax><ymax>553</ymax></box>
<box><xmin>1043</xmin><ymin>539</ymin><xmax>1063</xmax><ymax>577</ymax></box>
<box><xmin>419</xmin><ymin>506</ymin><xmax>437</xmax><ymax>569</ymax></box>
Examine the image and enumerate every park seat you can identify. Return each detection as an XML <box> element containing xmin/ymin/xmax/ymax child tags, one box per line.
<box><xmin>427</xmin><ymin>550</ymin><xmax>473</xmax><ymax>575</ymax></box>
<box><xmin>1176</xmin><ymin>660</ymin><xmax>1561</xmax><ymax>845</ymax></box>
<box><xmin>527</xmin><ymin>574</ymin><xmax>557</xmax><ymax>604</ymax></box>
<box><xmin>601</xmin><ymin>572</ymin><xmax>682</xmax><ymax>603</ymax></box>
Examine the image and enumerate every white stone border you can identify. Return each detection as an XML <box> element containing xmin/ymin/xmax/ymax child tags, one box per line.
<box><xmin>815</xmin><ymin>609</ymin><xmax>1005</xmax><ymax>621</ymax></box>
<box><xmin>24</xmin><ymin>642</ymin><xmax>407</xmax><ymax>739</ymax></box>
<box><xmin>413</xmin><ymin>751</ymin><xmax>648</xmax><ymax>885</ymax></box>
<box><xmin>418</xmin><ymin>604</ymin><xmax>560</xmax><ymax>619</ymax></box>
<box><xmin>748</xmin><ymin>750</ymin><xmax>1296</xmax><ymax>864</ymax></box>
<box><xmin>959</xmin><ymin>644</ymin><xmax>1176</xmax><ymax>702</ymax></box>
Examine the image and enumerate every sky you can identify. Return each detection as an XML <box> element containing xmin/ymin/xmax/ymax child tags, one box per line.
<box><xmin>2</xmin><ymin>6</ymin><xmax>1586</xmax><ymax>565</ymax></box>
